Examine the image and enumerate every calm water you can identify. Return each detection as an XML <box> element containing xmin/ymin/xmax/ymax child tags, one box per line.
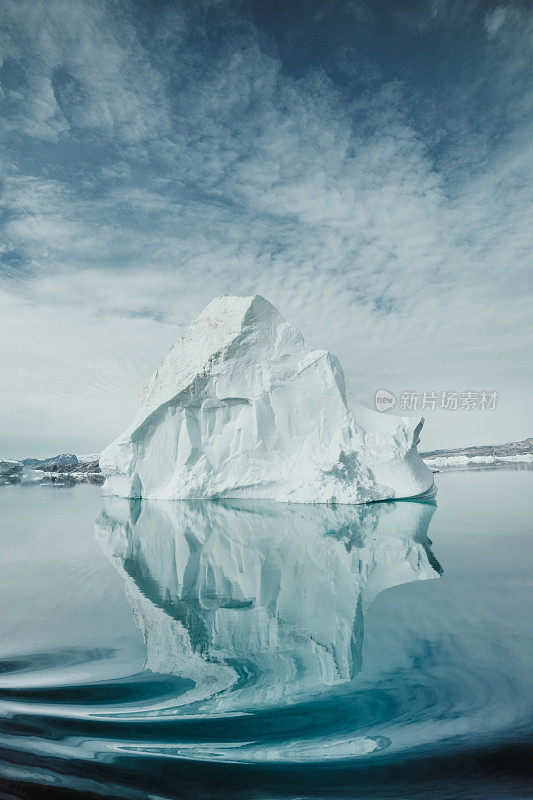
<box><xmin>0</xmin><ymin>470</ymin><xmax>532</xmax><ymax>799</ymax></box>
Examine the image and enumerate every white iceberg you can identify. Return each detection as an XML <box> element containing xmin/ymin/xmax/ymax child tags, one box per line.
<box><xmin>101</xmin><ymin>295</ymin><xmax>434</xmax><ymax>503</ymax></box>
<box><xmin>21</xmin><ymin>467</ymin><xmax>45</xmax><ymax>483</ymax></box>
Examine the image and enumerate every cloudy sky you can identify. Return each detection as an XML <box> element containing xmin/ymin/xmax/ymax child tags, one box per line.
<box><xmin>1</xmin><ymin>0</ymin><xmax>531</xmax><ymax>458</ymax></box>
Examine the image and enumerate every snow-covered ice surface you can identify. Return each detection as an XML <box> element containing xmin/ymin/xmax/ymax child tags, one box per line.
<box><xmin>21</xmin><ymin>467</ymin><xmax>45</xmax><ymax>483</ymax></box>
<box><xmin>78</xmin><ymin>453</ymin><xmax>101</xmax><ymax>463</ymax></box>
<box><xmin>423</xmin><ymin>453</ymin><xmax>533</xmax><ymax>469</ymax></box>
<box><xmin>101</xmin><ymin>295</ymin><xmax>434</xmax><ymax>503</ymax></box>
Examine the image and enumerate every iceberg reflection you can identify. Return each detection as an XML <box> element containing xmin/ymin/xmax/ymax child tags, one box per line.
<box><xmin>95</xmin><ymin>498</ymin><xmax>441</xmax><ymax>712</ymax></box>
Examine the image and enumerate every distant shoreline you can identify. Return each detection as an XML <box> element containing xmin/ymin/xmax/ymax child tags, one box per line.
<box><xmin>420</xmin><ymin>437</ymin><xmax>533</xmax><ymax>471</ymax></box>
<box><xmin>4</xmin><ymin>438</ymin><xmax>532</xmax><ymax>487</ymax></box>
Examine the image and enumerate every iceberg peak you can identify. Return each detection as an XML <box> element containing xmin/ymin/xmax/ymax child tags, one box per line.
<box><xmin>100</xmin><ymin>294</ymin><xmax>434</xmax><ymax>503</ymax></box>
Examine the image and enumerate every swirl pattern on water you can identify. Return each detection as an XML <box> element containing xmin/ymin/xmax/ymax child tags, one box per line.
<box><xmin>1</xmin><ymin>477</ymin><xmax>532</xmax><ymax>799</ymax></box>
<box><xmin>1</xmin><ymin>500</ymin><xmax>439</xmax><ymax>762</ymax></box>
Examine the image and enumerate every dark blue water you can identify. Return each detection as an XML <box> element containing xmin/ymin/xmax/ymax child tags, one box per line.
<box><xmin>0</xmin><ymin>470</ymin><xmax>532</xmax><ymax>799</ymax></box>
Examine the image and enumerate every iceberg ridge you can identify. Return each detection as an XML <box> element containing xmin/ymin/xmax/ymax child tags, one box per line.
<box><xmin>100</xmin><ymin>294</ymin><xmax>434</xmax><ymax>503</ymax></box>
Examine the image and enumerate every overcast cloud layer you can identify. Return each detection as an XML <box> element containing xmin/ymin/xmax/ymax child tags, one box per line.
<box><xmin>1</xmin><ymin>0</ymin><xmax>532</xmax><ymax>457</ymax></box>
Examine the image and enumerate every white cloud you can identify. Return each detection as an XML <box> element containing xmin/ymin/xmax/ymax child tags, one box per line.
<box><xmin>1</xmin><ymin>0</ymin><xmax>532</xmax><ymax>456</ymax></box>
<box><xmin>0</xmin><ymin>0</ymin><xmax>171</xmax><ymax>142</ymax></box>
<box><xmin>485</xmin><ymin>6</ymin><xmax>508</xmax><ymax>37</ymax></box>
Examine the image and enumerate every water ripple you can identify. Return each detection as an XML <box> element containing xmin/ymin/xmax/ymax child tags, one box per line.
<box><xmin>1</xmin><ymin>483</ymin><xmax>532</xmax><ymax>799</ymax></box>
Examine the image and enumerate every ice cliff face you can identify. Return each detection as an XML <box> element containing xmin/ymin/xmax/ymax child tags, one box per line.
<box><xmin>95</xmin><ymin>497</ymin><xmax>440</xmax><ymax>711</ymax></box>
<box><xmin>100</xmin><ymin>294</ymin><xmax>434</xmax><ymax>503</ymax></box>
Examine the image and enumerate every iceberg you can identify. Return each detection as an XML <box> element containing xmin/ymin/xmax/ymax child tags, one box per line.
<box><xmin>95</xmin><ymin>496</ymin><xmax>440</xmax><ymax>710</ymax></box>
<box><xmin>0</xmin><ymin>458</ymin><xmax>44</xmax><ymax>484</ymax></box>
<box><xmin>0</xmin><ymin>458</ymin><xmax>23</xmax><ymax>483</ymax></box>
<box><xmin>100</xmin><ymin>295</ymin><xmax>434</xmax><ymax>503</ymax></box>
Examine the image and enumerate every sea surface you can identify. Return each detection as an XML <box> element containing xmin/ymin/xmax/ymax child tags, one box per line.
<box><xmin>0</xmin><ymin>470</ymin><xmax>532</xmax><ymax>799</ymax></box>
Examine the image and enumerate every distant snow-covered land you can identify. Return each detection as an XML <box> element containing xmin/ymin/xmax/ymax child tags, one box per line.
<box><xmin>421</xmin><ymin>438</ymin><xmax>533</xmax><ymax>470</ymax></box>
<box><xmin>0</xmin><ymin>454</ymin><xmax>103</xmax><ymax>485</ymax></box>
